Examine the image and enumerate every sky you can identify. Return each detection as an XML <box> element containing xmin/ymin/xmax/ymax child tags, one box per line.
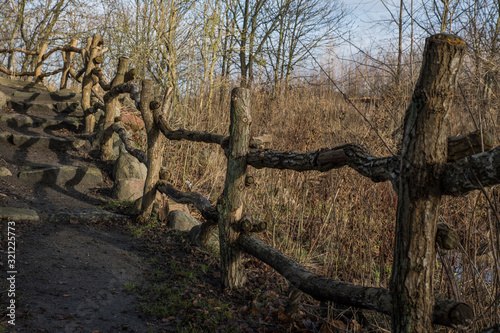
<box><xmin>347</xmin><ymin>0</ymin><xmax>401</xmax><ymax>51</ymax></box>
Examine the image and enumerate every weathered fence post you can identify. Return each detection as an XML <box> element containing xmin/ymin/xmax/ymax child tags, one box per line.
<box><xmin>391</xmin><ymin>34</ymin><xmax>466</xmax><ymax>332</ymax></box>
<box><xmin>60</xmin><ymin>38</ymin><xmax>78</xmax><ymax>89</ymax></box>
<box><xmin>34</xmin><ymin>43</ymin><xmax>48</xmax><ymax>84</ymax></box>
<box><xmin>219</xmin><ymin>88</ymin><xmax>252</xmax><ymax>289</ymax></box>
<box><xmin>139</xmin><ymin>80</ymin><xmax>165</xmax><ymax>220</ymax></box>
<box><xmin>81</xmin><ymin>34</ymin><xmax>102</xmax><ymax>134</ymax></box>
<box><xmin>101</xmin><ymin>57</ymin><xmax>129</xmax><ymax>160</ymax></box>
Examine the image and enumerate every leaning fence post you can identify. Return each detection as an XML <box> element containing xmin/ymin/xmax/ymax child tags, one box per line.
<box><xmin>81</xmin><ymin>34</ymin><xmax>102</xmax><ymax>134</ymax></box>
<box><xmin>34</xmin><ymin>43</ymin><xmax>48</xmax><ymax>83</ymax></box>
<box><xmin>218</xmin><ymin>87</ymin><xmax>252</xmax><ymax>289</ymax></box>
<box><xmin>139</xmin><ymin>80</ymin><xmax>165</xmax><ymax>220</ymax></box>
<box><xmin>391</xmin><ymin>34</ymin><xmax>466</xmax><ymax>332</ymax></box>
<box><xmin>100</xmin><ymin>57</ymin><xmax>129</xmax><ymax>160</ymax></box>
<box><xmin>60</xmin><ymin>38</ymin><xmax>78</xmax><ymax>89</ymax></box>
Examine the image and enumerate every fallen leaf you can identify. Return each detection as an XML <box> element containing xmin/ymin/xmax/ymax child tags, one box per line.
<box><xmin>54</xmin><ymin>313</ymin><xmax>75</xmax><ymax>320</ymax></box>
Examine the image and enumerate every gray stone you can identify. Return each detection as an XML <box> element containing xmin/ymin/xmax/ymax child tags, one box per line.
<box><xmin>0</xmin><ymin>131</ymin><xmax>11</xmax><ymax>141</ymax></box>
<box><xmin>112</xmin><ymin>178</ymin><xmax>145</xmax><ymax>201</ymax></box>
<box><xmin>55</xmin><ymin>102</ymin><xmax>82</xmax><ymax>115</ymax></box>
<box><xmin>167</xmin><ymin>210</ymin><xmax>201</xmax><ymax>231</ymax></box>
<box><xmin>0</xmin><ymin>167</ymin><xmax>12</xmax><ymax>177</ymax></box>
<box><xmin>36</xmin><ymin>116</ymin><xmax>81</xmax><ymax>130</ymax></box>
<box><xmin>188</xmin><ymin>224</ymin><xmax>219</xmax><ymax>249</ymax></box>
<box><xmin>48</xmin><ymin>209</ymin><xmax>128</xmax><ymax>224</ymax></box>
<box><xmin>0</xmin><ymin>77</ymin><xmax>48</xmax><ymax>91</ymax></box>
<box><xmin>0</xmin><ymin>207</ymin><xmax>39</xmax><ymax>222</ymax></box>
<box><xmin>10</xmin><ymin>91</ymin><xmax>79</xmax><ymax>103</ymax></box>
<box><xmin>12</xmin><ymin>101</ymin><xmax>54</xmax><ymax>114</ymax></box>
<box><xmin>0</xmin><ymin>90</ymin><xmax>10</xmax><ymax>109</ymax></box>
<box><xmin>2</xmin><ymin>132</ymin><xmax>85</xmax><ymax>150</ymax></box>
<box><xmin>113</xmin><ymin>152</ymin><xmax>147</xmax><ymax>181</ymax></box>
<box><xmin>18</xmin><ymin>165</ymin><xmax>102</xmax><ymax>186</ymax></box>
<box><xmin>0</xmin><ymin>113</ymin><xmax>34</xmax><ymax>128</ymax></box>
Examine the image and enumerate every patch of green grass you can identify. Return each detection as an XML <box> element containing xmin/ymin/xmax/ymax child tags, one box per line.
<box><xmin>199</xmin><ymin>263</ymin><xmax>209</xmax><ymax>274</ymax></box>
<box><xmin>152</xmin><ymin>268</ymin><xmax>164</xmax><ymax>279</ymax></box>
<box><xmin>123</xmin><ymin>281</ymin><xmax>139</xmax><ymax>292</ymax></box>
<box><xmin>138</xmin><ymin>282</ymin><xmax>236</xmax><ymax>331</ymax></box>
<box><xmin>127</xmin><ymin>213</ymin><xmax>162</xmax><ymax>237</ymax></box>
<box><xmin>100</xmin><ymin>200</ymin><xmax>135</xmax><ymax>211</ymax></box>
<box><xmin>128</xmin><ymin>261</ymin><xmax>237</xmax><ymax>332</ymax></box>
<box><xmin>150</xmin><ymin>256</ymin><xmax>159</xmax><ymax>264</ymax></box>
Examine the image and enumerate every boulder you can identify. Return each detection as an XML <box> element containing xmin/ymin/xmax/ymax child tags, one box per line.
<box><xmin>112</xmin><ymin>178</ymin><xmax>145</xmax><ymax>201</ymax></box>
<box><xmin>0</xmin><ymin>90</ymin><xmax>10</xmax><ymax>109</ymax></box>
<box><xmin>188</xmin><ymin>224</ymin><xmax>219</xmax><ymax>249</ymax></box>
<box><xmin>113</xmin><ymin>152</ymin><xmax>147</xmax><ymax>180</ymax></box>
<box><xmin>132</xmin><ymin>192</ymin><xmax>190</xmax><ymax>220</ymax></box>
<box><xmin>0</xmin><ymin>207</ymin><xmax>39</xmax><ymax>222</ymax></box>
<box><xmin>0</xmin><ymin>113</ymin><xmax>34</xmax><ymax>128</ymax></box>
<box><xmin>48</xmin><ymin>209</ymin><xmax>129</xmax><ymax>224</ymax></box>
<box><xmin>0</xmin><ymin>132</ymin><xmax>85</xmax><ymax>150</ymax></box>
<box><xmin>167</xmin><ymin>210</ymin><xmax>201</xmax><ymax>231</ymax></box>
<box><xmin>0</xmin><ymin>167</ymin><xmax>12</xmax><ymax>177</ymax></box>
<box><xmin>122</xmin><ymin>113</ymin><xmax>145</xmax><ymax>131</ymax></box>
<box><xmin>18</xmin><ymin>165</ymin><xmax>102</xmax><ymax>186</ymax></box>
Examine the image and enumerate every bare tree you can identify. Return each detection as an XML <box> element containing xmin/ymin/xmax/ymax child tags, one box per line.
<box><xmin>229</xmin><ymin>0</ymin><xmax>291</xmax><ymax>87</ymax></box>
<box><xmin>193</xmin><ymin>0</ymin><xmax>228</xmax><ymax>112</ymax></box>
<box><xmin>265</xmin><ymin>0</ymin><xmax>346</xmax><ymax>92</ymax></box>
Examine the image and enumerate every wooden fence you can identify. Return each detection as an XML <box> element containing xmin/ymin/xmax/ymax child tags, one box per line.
<box><xmin>3</xmin><ymin>33</ymin><xmax>500</xmax><ymax>331</ymax></box>
<box><xmin>0</xmin><ymin>34</ymin><xmax>108</xmax><ymax>135</ymax></box>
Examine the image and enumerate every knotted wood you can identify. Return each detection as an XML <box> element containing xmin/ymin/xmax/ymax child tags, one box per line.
<box><xmin>391</xmin><ymin>34</ymin><xmax>466</xmax><ymax>332</ymax></box>
<box><xmin>100</xmin><ymin>57</ymin><xmax>129</xmax><ymax>160</ymax></box>
<box><xmin>139</xmin><ymin>80</ymin><xmax>165</xmax><ymax>220</ymax></box>
<box><xmin>82</xmin><ymin>34</ymin><xmax>102</xmax><ymax>133</ymax></box>
<box><xmin>218</xmin><ymin>88</ymin><xmax>252</xmax><ymax>289</ymax></box>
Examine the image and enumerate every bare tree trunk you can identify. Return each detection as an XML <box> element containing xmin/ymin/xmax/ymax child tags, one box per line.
<box><xmin>139</xmin><ymin>80</ymin><xmax>165</xmax><ymax>220</ymax></box>
<box><xmin>219</xmin><ymin>87</ymin><xmax>252</xmax><ymax>289</ymax></box>
<box><xmin>390</xmin><ymin>34</ymin><xmax>465</xmax><ymax>332</ymax></box>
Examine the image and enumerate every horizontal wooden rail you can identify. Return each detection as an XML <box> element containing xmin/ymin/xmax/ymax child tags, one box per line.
<box><xmin>0</xmin><ymin>40</ymin><xmax>86</xmax><ymax>88</ymax></box>
<box><xmin>0</xmin><ymin>48</ymin><xmax>38</xmax><ymax>55</ymax></box>
<box><xmin>108</xmin><ymin>81</ymin><xmax>498</xmax><ymax>199</ymax></box>
<box><xmin>238</xmin><ymin>234</ymin><xmax>473</xmax><ymax>328</ymax></box>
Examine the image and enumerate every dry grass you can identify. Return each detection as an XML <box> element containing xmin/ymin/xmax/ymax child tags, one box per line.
<box><xmin>131</xmin><ymin>72</ymin><xmax>500</xmax><ymax>331</ymax></box>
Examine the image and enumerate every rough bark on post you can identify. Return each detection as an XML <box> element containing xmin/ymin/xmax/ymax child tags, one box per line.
<box><xmin>391</xmin><ymin>34</ymin><xmax>466</xmax><ymax>332</ymax></box>
<box><xmin>139</xmin><ymin>80</ymin><xmax>165</xmax><ymax>220</ymax></box>
<box><xmin>218</xmin><ymin>88</ymin><xmax>251</xmax><ymax>289</ymax></box>
<box><xmin>34</xmin><ymin>43</ymin><xmax>48</xmax><ymax>83</ymax></box>
<box><xmin>60</xmin><ymin>39</ymin><xmax>78</xmax><ymax>89</ymax></box>
<box><xmin>100</xmin><ymin>57</ymin><xmax>129</xmax><ymax>160</ymax></box>
<box><xmin>81</xmin><ymin>34</ymin><xmax>102</xmax><ymax>134</ymax></box>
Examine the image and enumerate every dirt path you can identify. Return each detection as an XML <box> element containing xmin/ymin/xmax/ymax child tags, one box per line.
<box><xmin>0</xmin><ymin>77</ymin><xmax>169</xmax><ymax>332</ymax></box>
<box><xmin>12</xmin><ymin>219</ymin><xmax>152</xmax><ymax>332</ymax></box>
